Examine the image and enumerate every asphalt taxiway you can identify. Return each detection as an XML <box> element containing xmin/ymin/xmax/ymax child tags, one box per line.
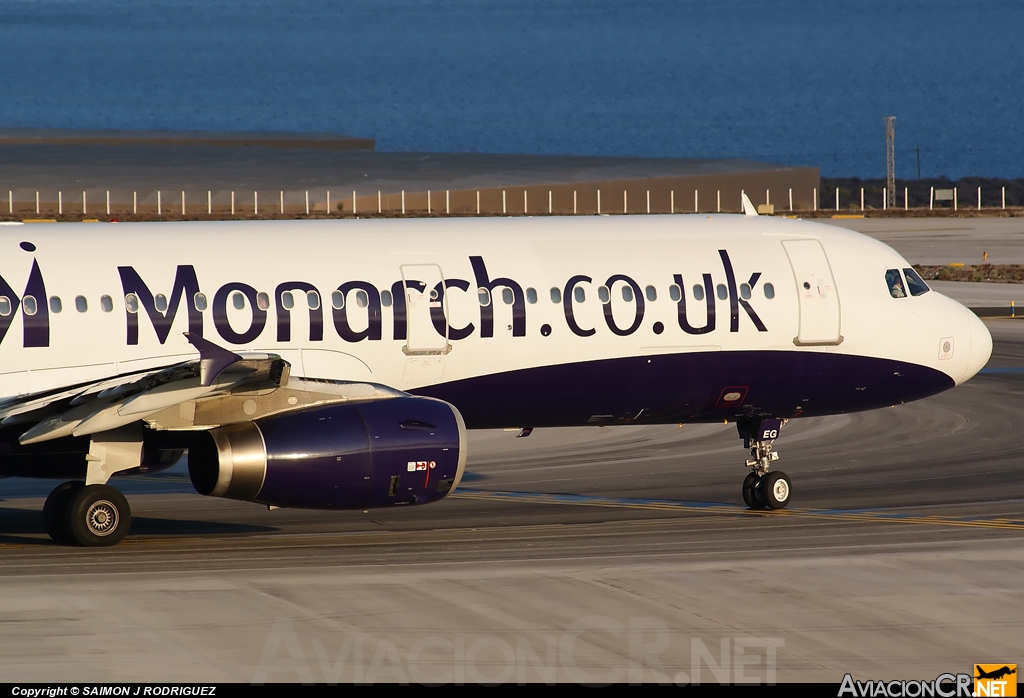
<box><xmin>0</xmin><ymin>221</ymin><xmax>1022</xmax><ymax>683</ymax></box>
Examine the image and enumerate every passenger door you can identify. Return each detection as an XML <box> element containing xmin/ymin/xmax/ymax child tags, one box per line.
<box><xmin>782</xmin><ymin>240</ymin><xmax>842</xmax><ymax>345</ymax></box>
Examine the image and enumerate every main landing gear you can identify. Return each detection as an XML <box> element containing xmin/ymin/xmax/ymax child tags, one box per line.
<box><xmin>43</xmin><ymin>481</ymin><xmax>132</xmax><ymax>546</ymax></box>
<box><xmin>738</xmin><ymin>418</ymin><xmax>791</xmax><ymax>510</ymax></box>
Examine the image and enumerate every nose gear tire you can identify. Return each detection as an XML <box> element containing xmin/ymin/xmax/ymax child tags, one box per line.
<box><xmin>759</xmin><ymin>471</ymin><xmax>791</xmax><ymax>510</ymax></box>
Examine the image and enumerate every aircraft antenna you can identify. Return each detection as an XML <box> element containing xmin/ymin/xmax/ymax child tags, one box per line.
<box><xmin>885</xmin><ymin>116</ymin><xmax>896</xmax><ymax>208</ymax></box>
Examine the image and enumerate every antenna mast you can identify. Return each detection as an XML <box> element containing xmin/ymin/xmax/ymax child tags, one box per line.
<box><xmin>885</xmin><ymin>116</ymin><xmax>896</xmax><ymax>207</ymax></box>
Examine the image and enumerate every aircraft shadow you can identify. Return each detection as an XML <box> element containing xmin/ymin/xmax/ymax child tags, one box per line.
<box><xmin>0</xmin><ymin>505</ymin><xmax>276</xmax><ymax>545</ymax></box>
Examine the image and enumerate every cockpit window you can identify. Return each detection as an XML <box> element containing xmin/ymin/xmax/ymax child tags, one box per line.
<box><xmin>903</xmin><ymin>268</ymin><xmax>930</xmax><ymax>296</ymax></box>
<box><xmin>885</xmin><ymin>269</ymin><xmax>907</xmax><ymax>298</ymax></box>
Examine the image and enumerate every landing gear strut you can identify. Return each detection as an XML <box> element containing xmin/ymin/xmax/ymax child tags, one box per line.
<box><xmin>43</xmin><ymin>480</ymin><xmax>132</xmax><ymax>546</ymax></box>
<box><xmin>737</xmin><ymin>418</ymin><xmax>791</xmax><ymax>510</ymax></box>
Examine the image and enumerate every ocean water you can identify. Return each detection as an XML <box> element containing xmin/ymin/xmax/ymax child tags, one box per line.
<box><xmin>0</xmin><ymin>0</ymin><xmax>1021</xmax><ymax>178</ymax></box>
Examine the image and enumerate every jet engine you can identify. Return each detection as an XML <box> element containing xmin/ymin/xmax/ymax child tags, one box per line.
<box><xmin>188</xmin><ymin>396</ymin><xmax>467</xmax><ymax>509</ymax></box>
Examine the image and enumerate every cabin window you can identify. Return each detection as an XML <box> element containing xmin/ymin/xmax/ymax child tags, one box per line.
<box><xmin>597</xmin><ymin>286</ymin><xmax>610</xmax><ymax>303</ymax></box>
<box><xmin>430</xmin><ymin>288</ymin><xmax>440</xmax><ymax>302</ymax></box>
<box><xmin>193</xmin><ymin>293</ymin><xmax>207</xmax><ymax>311</ymax></box>
<box><xmin>281</xmin><ymin>291</ymin><xmax>294</xmax><ymax>310</ymax></box>
<box><xmin>381</xmin><ymin>290</ymin><xmax>393</xmax><ymax>307</ymax></box>
<box><xmin>101</xmin><ymin>295</ymin><xmax>113</xmax><ymax>313</ymax></box>
<box><xmin>885</xmin><ymin>269</ymin><xmax>907</xmax><ymax>298</ymax></box>
<box><xmin>232</xmin><ymin>292</ymin><xmax>246</xmax><ymax>310</ymax></box>
<box><xmin>669</xmin><ymin>285</ymin><xmax>681</xmax><ymax>302</ymax></box>
<box><xmin>124</xmin><ymin>293</ymin><xmax>139</xmax><ymax>314</ymax></box>
<box><xmin>903</xmin><ymin>268</ymin><xmax>930</xmax><ymax>296</ymax></box>
<box><xmin>49</xmin><ymin>296</ymin><xmax>62</xmax><ymax>314</ymax></box>
<box><xmin>154</xmin><ymin>293</ymin><xmax>168</xmax><ymax>313</ymax></box>
<box><xmin>331</xmin><ymin>290</ymin><xmax>345</xmax><ymax>309</ymax></box>
<box><xmin>0</xmin><ymin>297</ymin><xmax>10</xmax><ymax>317</ymax></box>
<box><xmin>22</xmin><ymin>296</ymin><xmax>37</xmax><ymax>316</ymax></box>
<box><xmin>477</xmin><ymin>288</ymin><xmax>491</xmax><ymax>307</ymax></box>
<box><xmin>716</xmin><ymin>284</ymin><xmax>728</xmax><ymax>300</ymax></box>
<box><xmin>574</xmin><ymin>287</ymin><xmax>586</xmax><ymax>304</ymax></box>
<box><xmin>501</xmin><ymin>288</ymin><xmax>514</xmax><ymax>305</ymax></box>
<box><xmin>645</xmin><ymin>285</ymin><xmax>657</xmax><ymax>302</ymax></box>
<box><xmin>526</xmin><ymin>288</ymin><xmax>537</xmax><ymax>304</ymax></box>
<box><xmin>257</xmin><ymin>292</ymin><xmax>270</xmax><ymax>311</ymax></box>
<box><xmin>355</xmin><ymin>290</ymin><xmax>369</xmax><ymax>308</ymax></box>
<box><xmin>306</xmin><ymin>290</ymin><xmax>321</xmax><ymax>310</ymax></box>
<box><xmin>763</xmin><ymin>283</ymin><xmax>775</xmax><ymax>299</ymax></box>
<box><xmin>622</xmin><ymin>285</ymin><xmax>634</xmax><ymax>302</ymax></box>
<box><xmin>550</xmin><ymin>288</ymin><xmax>561</xmax><ymax>304</ymax></box>
<box><xmin>75</xmin><ymin>296</ymin><xmax>88</xmax><ymax>313</ymax></box>
<box><xmin>692</xmin><ymin>285</ymin><xmax>704</xmax><ymax>301</ymax></box>
<box><xmin>739</xmin><ymin>283</ymin><xmax>751</xmax><ymax>300</ymax></box>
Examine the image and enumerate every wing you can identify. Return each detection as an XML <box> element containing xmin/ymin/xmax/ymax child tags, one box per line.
<box><xmin>2</xmin><ymin>333</ymin><xmax>404</xmax><ymax>446</ymax></box>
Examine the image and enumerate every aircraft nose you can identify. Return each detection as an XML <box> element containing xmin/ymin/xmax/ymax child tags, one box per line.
<box><xmin>962</xmin><ymin>309</ymin><xmax>992</xmax><ymax>384</ymax></box>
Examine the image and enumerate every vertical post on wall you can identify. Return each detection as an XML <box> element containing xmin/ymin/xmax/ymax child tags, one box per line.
<box><xmin>400</xmin><ymin>190</ymin><xmax>404</xmax><ymax>215</ymax></box>
<box><xmin>353</xmin><ymin>190</ymin><xmax>357</xmax><ymax>215</ymax></box>
<box><xmin>524</xmin><ymin>189</ymin><xmax>528</xmax><ymax>214</ymax></box>
<box><xmin>254</xmin><ymin>191</ymin><xmax>258</xmax><ymax>216</ymax></box>
<box><xmin>305</xmin><ymin>191</ymin><xmax>310</xmax><ymax>215</ymax></box>
<box><xmin>813</xmin><ymin>187</ymin><xmax>817</xmax><ymax>211</ymax></box>
<box><xmin>327</xmin><ymin>190</ymin><xmax>331</xmax><ymax>214</ymax></box>
<box><xmin>717</xmin><ymin>190</ymin><xmax>721</xmax><ymax>213</ymax></box>
<box><xmin>477</xmin><ymin>191</ymin><xmax>480</xmax><ymax>215</ymax></box>
<box><xmin>904</xmin><ymin>187</ymin><xmax>908</xmax><ymax>210</ymax></box>
<box><xmin>573</xmin><ymin>190</ymin><xmax>577</xmax><ymax>215</ymax></box>
<box><xmin>741</xmin><ymin>189</ymin><xmax>745</xmax><ymax>212</ymax></box>
<box><xmin>623</xmin><ymin>190</ymin><xmax>627</xmax><ymax>214</ymax></box>
<box><xmin>835</xmin><ymin>188</ymin><xmax>840</xmax><ymax>211</ymax></box>
<box><xmin>231</xmin><ymin>191</ymin><xmax>235</xmax><ymax>215</ymax></box>
<box><xmin>860</xmin><ymin>187</ymin><xmax>864</xmax><ymax>211</ymax></box>
<box><xmin>549</xmin><ymin>190</ymin><xmax>553</xmax><ymax>214</ymax></box>
<box><xmin>929</xmin><ymin>186</ymin><xmax>934</xmax><ymax>210</ymax></box>
<box><xmin>646</xmin><ymin>190</ymin><xmax>650</xmax><ymax>214</ymax></box>
<box><xmin>82</xmin><ymin>191</ymin><xmax>87</xmax><ymax>215</ymax></box>
<box><xmin>694</xmin><ymin>189</ymin><xmax>698</xmax><ymax>212</ymax></box>
<box><xmin>106</xmin><ymin>190</ymin><xmax>110</xmax><ymax>215</ymax></box>
<box><xmin>133</xmin><ymin>191</ymin><xmax>137</xmax><ymax>215</ymax></box>
<box><xmin>281</xmin><ymin>191</ymin><xmax>285</xmax><ymax>215</ymax></box>
<box><xmin>157</xmin><ymin>191</ymin><xmax>160</xmax><ymax>216</ymax></box>
<box><xmin>502</xmin><ymin>190</ymin><xmax>506</xmax><ymax>215</ymax></box>
<box><xmin>977</xmin><ymin>186</ymin><xmax>982</xmax><ymax>210</ymax></box>
<box><xmin>1003</xmin><ymin>186</ymin><xmax>1006</xmax><ymax>209</ymax></box>
<box><xmin>59</xmin><ymin>191</ymin><xmax>63</xmax><ymax>215</ymax></box>
<box><xmin>446</xmin><ymin>190</ymin><xmax>450</xmax><ymax>215</ymax></box>
<box><xmin>670</xmin><ymin>190</ymin><xmax>674</xmax><ymax>214</ymax></box>
<box><xmin>36</xmin><ymin>191</ymin><xmax>40</xmax><ymax>214</ymax></box>
<box><xmin>181</xmin><ymin>190</ymin><xmax>185</xmax><ymax>216</ymax></box>
<box><xmin>953</xmin><ymin>187</ymin><xmax>958</xmax><ymax>211</ymax></box>
<box><xmin>789</xmin><ymin>188</ymin><xmax>793</xmax><ymax>211</ymax></box>
<box><xmin>208</xmin><ymin>190</ymin><xmax>212</xmax><ymax>215</ymax></box>
<box><xmin>765</xmin><ymin>189</ymin><xmax>770</xmax><ymax>207</ymax></box>
<box><xmin>378</xmin><ymin>190</ymin><xmax>382</xmax><ymax>214</ymax></box>
<box><xmin>597</xmin><ymin>189</ymin><xmax>601</xmax><ymax>214</ymax></box>
<box><xmin>427</xmin><ymin>190</ymin><xmax>432</xmax><ymax>214</ymax></box>
<box><xmin>8</xmin><ymin>191</ymin><xmax>12</xmax><ymax>214</ymax></box>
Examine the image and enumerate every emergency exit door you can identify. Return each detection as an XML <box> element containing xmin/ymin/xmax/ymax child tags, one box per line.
<box><xmin>401</xmin><ymin>264</ymin><xmax>449</xmax><ymax>354</ymax></box>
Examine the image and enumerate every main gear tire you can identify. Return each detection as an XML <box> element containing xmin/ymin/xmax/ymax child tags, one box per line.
<box><xmin>64</xmin><ymin>484</ymin><xmax>131</xmax><ymax>547</ymax></box>
<box><xmin>43</xmin><ymin>480</ymin><xmax>85</xmax><ymax>544</ymax></box>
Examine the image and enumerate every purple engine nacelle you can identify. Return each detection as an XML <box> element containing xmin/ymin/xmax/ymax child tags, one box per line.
<box><xmin>188</xmin><ymin>396</ymin><xmax>467</xmax><ymax>509</ymax></box>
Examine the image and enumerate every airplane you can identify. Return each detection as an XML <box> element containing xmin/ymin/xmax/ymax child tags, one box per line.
<box><xmin>0</xmin><ymin>203</ymin><xmax>992</xmax><ymax>546</ymax></box>
<box><xmin>975</xmin><ymin>666</ymin><xmax>1016</xmax><ymax>681</ymax></box>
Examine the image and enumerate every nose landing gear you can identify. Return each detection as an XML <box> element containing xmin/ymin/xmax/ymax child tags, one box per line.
<box><xmin>738</xmin><ymin>418</ymin><xmax>791</xmax><ymax>510</ymax></box>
